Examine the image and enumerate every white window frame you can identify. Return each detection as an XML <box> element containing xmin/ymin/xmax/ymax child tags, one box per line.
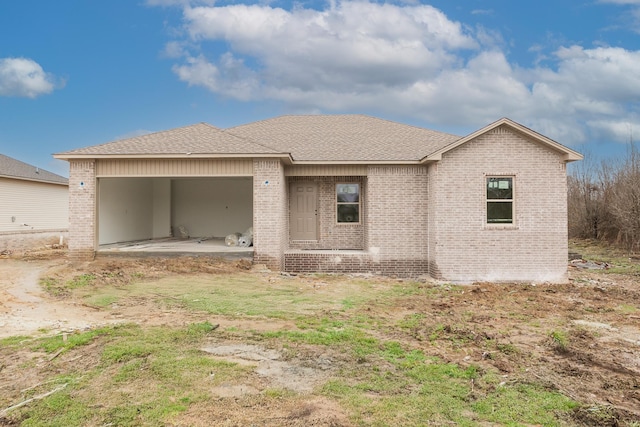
<box><xmin>336</xmin><ymin>183</ymin><xmax>361</xmax><ymax>224</ymax></box>
<box><xmin>486</xmin><ymin>176</ymin><xmax>515</xmax><ymax>227</ymax></box>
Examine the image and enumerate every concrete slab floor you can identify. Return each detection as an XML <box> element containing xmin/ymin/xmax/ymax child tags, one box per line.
<box><xmin>98</xmin><ymin>237</ymin><xmax>253</xmax><ymax>258</ymax></box>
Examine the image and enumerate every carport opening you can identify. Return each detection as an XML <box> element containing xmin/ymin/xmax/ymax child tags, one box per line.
<box><xmin>97</xmin><ymin>177</ymin><xmax>253</xmax><ymax>253</ymax></box>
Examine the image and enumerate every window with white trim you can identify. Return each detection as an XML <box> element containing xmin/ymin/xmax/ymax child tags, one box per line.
<box><xmin>336</xmin><ymin>183</ymin><xmax>360</xmax><ymax>223</ymax></box>
<box><xmin>486</xmin><ymin>177</ymin><xmax>513</xmax><ymax>224</ymax></box>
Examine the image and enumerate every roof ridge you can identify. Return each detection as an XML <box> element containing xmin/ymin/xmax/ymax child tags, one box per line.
<box><xmin>228</xmin><ymin>114</ymin><xmax>462</xmax><ymax>139</ymax></box>
<box><xmin>226</xmin><ymin>113</ymin><xmax>369</xmax><ymax>129</ymax></box>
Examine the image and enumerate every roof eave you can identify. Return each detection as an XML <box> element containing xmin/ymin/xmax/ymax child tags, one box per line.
<box><xmin>54</xmin><ymin>153</ymin><xmax>293</xmax><ymax>162</ymax></box>
<box><xmin>289</xmin><ymin>160</ymin><xmax>423</xmax><ymax>165</ymax></box>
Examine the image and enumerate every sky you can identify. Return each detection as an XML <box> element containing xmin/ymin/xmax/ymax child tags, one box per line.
<box><xmin>1</xmin><ymin>0</ymin><xmax>639</xmax><ymax>177</ymax></box>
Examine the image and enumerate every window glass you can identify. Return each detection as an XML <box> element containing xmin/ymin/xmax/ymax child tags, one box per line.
<box><xmin>337</xmin><ymin>204</ymin><xmax>359</xmax><ymax>223</ymax></box>
<box><xmin>337</xmin><ymin>183</ymin><xmax>360</xmax><ymax>223</ymax></box>
<box><xmin>337</xmin><ymin>184</ymin><xmax>359</xmax><ymax>202</ymax></box>
<box><xmin>487</xmin><ymin>177</ymin><xmax>513</xmax><ymax>224</ymax></box>
<box><xmin>487</xmin><ymin>201</ymin><xmax>513</xmax><ymax>223</ymax></box>
<box><xmin>487</xmin><ymin>177</ymin><xmax>513</xmax><ymax>199</ymax></box>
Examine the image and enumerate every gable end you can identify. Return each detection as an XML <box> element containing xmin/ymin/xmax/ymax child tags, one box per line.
<box><xmin>422</xmin><ymin>118</ymin><xmax>583</xmax><ymax>163</ymax></box>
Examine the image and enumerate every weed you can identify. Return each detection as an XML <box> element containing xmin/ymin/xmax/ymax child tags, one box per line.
<box><xmin>0</xmin><ymin>335</ymin><xmax>32</xmax><ymax>347</ymax></box>
<box><xmin>617</xmin><ymin>304</ymin><xmax>638</xmax><ymax>314</ymax></box>
<box><xmin>67</xmin><ymin>274</ymin><xmax>96</xmax><ymax>288</ymax></box>
<box><xmin>87</xmin><ymin>294</ymin><xmax>118</xmax><ymax>307</ymax></box>
<box><xmin>571</xmin><ymin>404</ymin><xmax>620</xmax><ymax>426</ymax></box>
<box><xmin>473</xmin><ymin>383</ymin><xmax>578</xmax><ymax>425</ymax></box>
<box><xmin>397</xmin><ymin>313</ymin><xmax>424</xmax><ymax>330</ymax></box>
<box><xmin>34</xmin><ymin>328</ymin><xmax>111</xmax><ymax>353</ymax></box>
<box><xmin>429</xmin><ymin>323</ymin><xmax>446</xmax><ymax>341</ymax></box>
<box><xmin>4</xmin><ymin>322</ymin><xmax>253</xmax><ymax>426</ymax></box>
<box><xmin>550</xmin><ymin>330</ymin><xmax>569</xmax><ymax>353</ymax></box>
<box><xmin>496</xmin><ymin>342</ymin><xmax>519</xmax><ymax>355</ymax></box>
<box><xmin>341</xmin><ymin>298</ymin><xmax>355</xmax><ymax>309</ymax></box>
<box><xmin>39</xmin><ymin>277</ymin><xmax>64</xmax><ymax>296</ymax></box>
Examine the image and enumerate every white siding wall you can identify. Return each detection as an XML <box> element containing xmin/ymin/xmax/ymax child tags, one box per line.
<box><xmin>0</xmin><ymin>178</ymin><xmax>68</xmax><ymax>232</ymax></box>
<box><xmin>171</xmin><ymin>178</ymin><xmax>253</xmax><ymax>238</ymax></box>
<box><xmin>96</xmin><ymin>159</ymin><xmax>253</xmax><ymax>177</ymax></box>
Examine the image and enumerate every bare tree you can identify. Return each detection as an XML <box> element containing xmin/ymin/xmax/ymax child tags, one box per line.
<box><xmin>567</xmin><ymin>149</ymin><xmax>613</xmax><ymax>240</ymax></box>
<box><xmin>608</xmin><ymin>141</ymin><xmax>640</xmax><ymax>251</ymax></box>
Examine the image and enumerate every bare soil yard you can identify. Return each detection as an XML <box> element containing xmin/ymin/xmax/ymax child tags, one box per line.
<box><xmin>0</xmin><ymin>244</ymin><xmax>639</xmax><ymax>426</ymax></box>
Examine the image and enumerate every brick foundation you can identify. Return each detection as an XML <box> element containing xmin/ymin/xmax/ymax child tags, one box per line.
<box><xmin>284</xmin><ymin>251</ymin><xmax>429</xmax><ymax>277</ymax></box>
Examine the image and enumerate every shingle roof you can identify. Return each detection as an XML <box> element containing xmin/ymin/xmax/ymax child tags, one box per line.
<box><xmin>0</xmin><ymin>154</ymin><xmax>68</xmax><ymax>185</ymax></box>
<box><xmin>57</xmin><ymin>123</ymin><xmax>283</xmax><ymax>157</ymax></box>
<box><xmin>228</xmin><ymin>115</ymin><xmax>461</xmax><ymax>162</ymax></box>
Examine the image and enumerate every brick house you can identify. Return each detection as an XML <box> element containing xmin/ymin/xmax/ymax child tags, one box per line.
<box><xmin>54</xmin><ymin>115</ymin><xmax>582</xmax><ymax>282</ymax></box>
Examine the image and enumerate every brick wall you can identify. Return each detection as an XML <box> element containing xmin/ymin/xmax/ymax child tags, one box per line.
<box><xmin>366</xmin><ymin>165</ymin><xmax>429</xmax><ymax>276</ymax></box>
<box><xmin>288</xmin><ymin>176</ymin><xmax>365</xmax><ymax>250</ymax></box>
<box><xmin>68</xmin><ymin>160</ymin><xmax>96</xmax><ymax>261</ymax></box>
<box><xmin>426</xmin><ymin>162</ymin><xmax>440</xmax><ymax>277</ymax></box>
<box><xmin>285</xmin><ymin>166</ymin><xmax>431</xmax><ymax>277</ymax></box>
<box><xmin>430</xmin><ymin>125</ymin><xmax>569</xmax><ymax>283</ymax></box>
<box><xmin>253</xmin><ymin>159</ymin><xmax>287</xmax><ymax>270</ymax></box>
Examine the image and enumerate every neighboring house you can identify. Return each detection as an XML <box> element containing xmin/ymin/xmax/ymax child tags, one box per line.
<box><xmin>0</xmin><ymin>154</ymin><xmax>69</xmax><ymax>249</ymax></box>
<box><xmin>54</xmin><ymin>115</ymin><xmax>582</xmax><ymax>282</ymax></box>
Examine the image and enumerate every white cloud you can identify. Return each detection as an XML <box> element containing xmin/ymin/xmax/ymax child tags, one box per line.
<box><xmin>162</xmin><ymin>41</ymin><xmax>188</xmax><ymax>59</ymax></box>
<box><xmin>158</xmin><ymin>0</ymin><xmax>640</xmax><ymax>145</ymax></box>
<box><xmin>0</xmin><ymin>57</ymin><xmax>60</xmax><ymax>98</ymax></box>
<box><xmin>172</xmin><ymin>53</ymin><xmax>259</xmax><ymax>100</ymax></box>
<box><xmin>587</xmin><ymin>120</ymin><xmax>637</xmax><ymax>142</ymax></box>
<box><xmin>177</xmin><ymin>2</ymin><xmax>476</xmax><ymax>94</ymax></box>
<box><xmin>598</xmin><ymin>0</ymin><xmax>640</xmax><ymax>4</ymax></box>
<box><xmin>598</xmin><ymin>0</ymin><xmax>640</xmax><ymax>32</ymax></box>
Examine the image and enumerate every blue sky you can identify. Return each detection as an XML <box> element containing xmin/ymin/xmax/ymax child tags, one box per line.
<box><xmin>1</xmin><ymin>0</ymin><xmax>639</xmax><ymax>176</ymax></box>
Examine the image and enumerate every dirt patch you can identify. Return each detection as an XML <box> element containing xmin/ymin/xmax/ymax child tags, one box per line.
<box><xmin>376</xmin><ymin>272</ymin><xmax>640</xmax><ymax>423</ymax></box>
<box><xmin>0</xmin><ymin>251</ymin><xmax>256</xmax><ymax>338</ymax></box>
<box><xmin>201</xmin><ymin>343</ymin><xmax>332</xmax><ymax>394</ymax></box>
<box><xmin>175</xmin><ymin>397</ymin><xmax>352</xmax><ymax>427</ymax></box>
<box><xmin>0</xmin><ymin>258</ymin><xmax>118</xmax><ymax>337</ymax></box>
